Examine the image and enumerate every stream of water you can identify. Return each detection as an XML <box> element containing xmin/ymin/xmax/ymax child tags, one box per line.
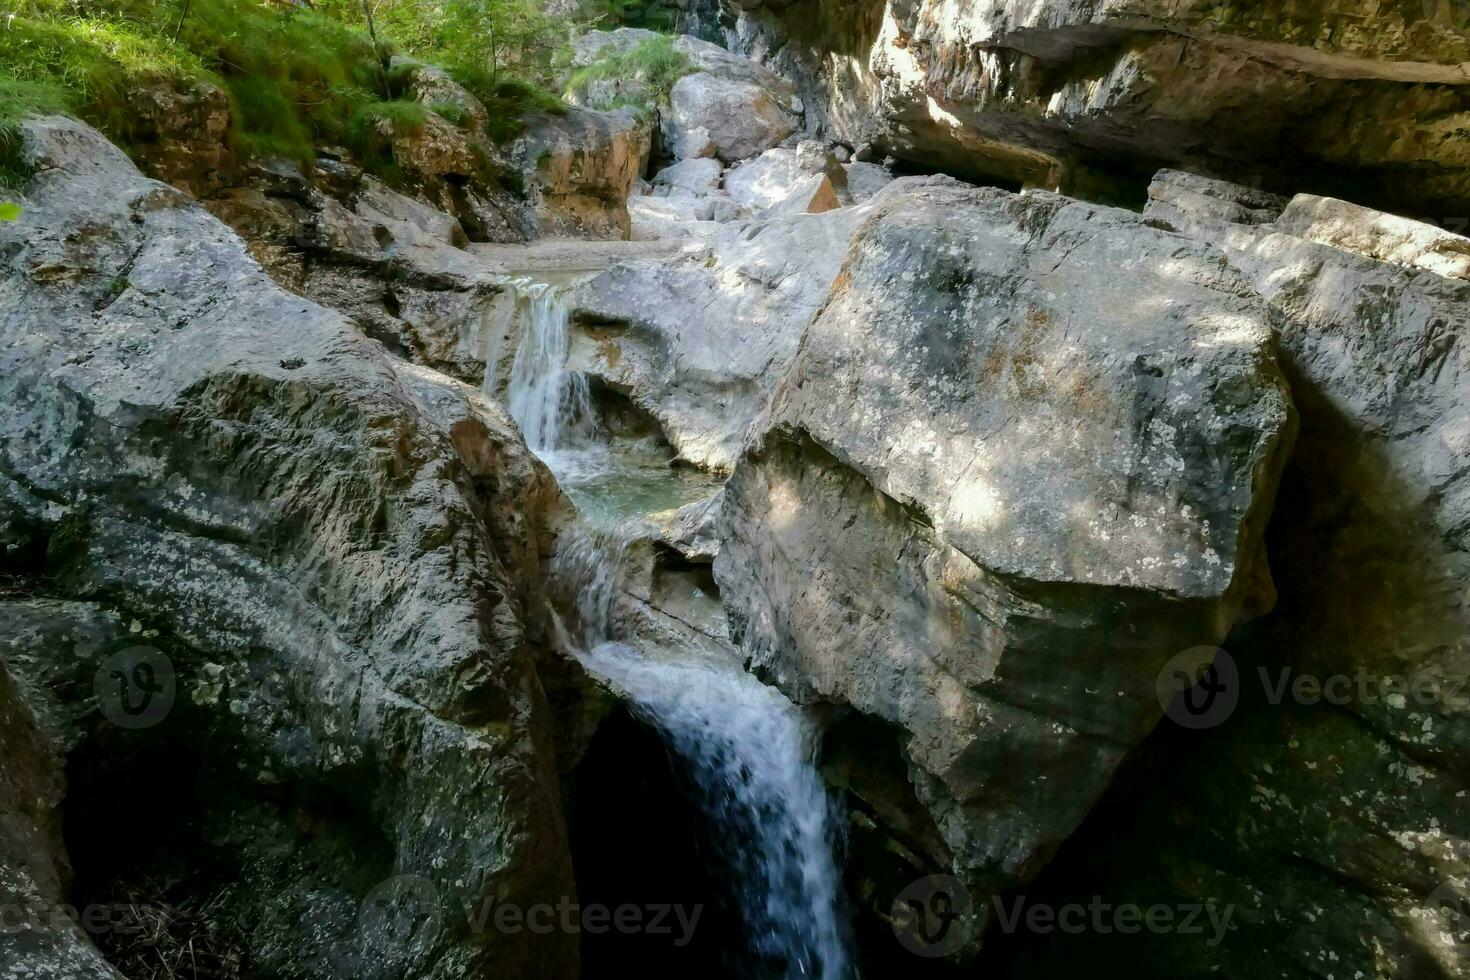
<box><xmin>492</xmin><ymin>276</ymin><xmax>853</xmax><ymax>979</ymax></box>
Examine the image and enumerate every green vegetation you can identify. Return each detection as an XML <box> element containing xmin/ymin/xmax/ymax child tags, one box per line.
<box><xmin>0</xmin><ymin>0</ymin><xmax>569</xmax><ymax>179</ymax></box>
<box><xmin>564</xmin><ymin>33</ymin><xmax>691</xmax><ymax>111</ymax></box>
<box><xmin>0</xmin><ymin>203</ymin><xmax>20</xmax><ymax>221</ymax></box>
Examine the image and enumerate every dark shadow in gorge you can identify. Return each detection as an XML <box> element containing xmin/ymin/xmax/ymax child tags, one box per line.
<box><xmin>568</xmin><ymin>705</ymin><xmax>742</xmax><ymax>980</ymax></box>
<box><xmin>820</xmin><ymin>711</ymin><xmax>966</xmax><ymax>979</ymax></box>
<box><xmin>60</xmin><ymin>685</ymin><xmax>397</xmax><ymax>979</ymax></box>
<box><xmin>973</xmin><ymin>373</ymin><xmax>1467</xmax><ymax>979</ymax></box>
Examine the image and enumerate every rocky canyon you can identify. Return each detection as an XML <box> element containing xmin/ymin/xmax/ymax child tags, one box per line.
<box><xmin>0</xmin><ymin>1</ymin><xmax>1467</xmax><ymax>978</ymax></box>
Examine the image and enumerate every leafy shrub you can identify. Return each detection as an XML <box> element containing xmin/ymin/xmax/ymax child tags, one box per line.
<box><xmin>0</xmin><ymin>0</ymin><xmax>572</xmax><ymax>180</ymax></box>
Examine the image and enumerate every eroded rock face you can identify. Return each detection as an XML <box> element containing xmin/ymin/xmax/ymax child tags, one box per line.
<box><xmin>712</xmin><ymin>180</ymin><xmax>1295</xmax><ymax>947</ymax></box>
<box><xmin>123</xmin><ymin>81</ymin><xmax>235</xmax><ymax>199</ymax></box>
<box><xmin>658</xmin><ymin>34</ymin><xmax>803</xmax><ymax>163</ymax></box>
<box><xmin>565</xmin><ymin>178</ymin><xmax>935</xmax><ymax>469</ymax></box>
<box><xmin>0</xmin><ymin>117</ymin><xmax>576</xmax><ymax>979</ymax></box>
<box><xmin>204</xmin><ymin>163</ymin><xmax>507</xmax><ymax>385</ymax></box>
<box><xmin>0</xmin><ymin>641</ymin><xmax>121</xmax><ymax>979</ymax></box>
<box><xmin>716</xmin><ymin>0</ymin><xmax>1470</xmax><ymax>213</ymax></box>
<box><xmin>515</xmin><ymin>107</ymin><xmax>654</xmax><ymax>239</ymax></box>
<box><xmin>1043</xmin><ymin>170</ymin><xmax>1470</xmax><ymax>979</ymax></box>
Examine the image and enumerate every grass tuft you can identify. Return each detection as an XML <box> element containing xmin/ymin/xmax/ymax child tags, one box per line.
<box><xmin>563</xmin><ymin>34</ymin><xmax>691</xmax><ymax>111</ymax></box>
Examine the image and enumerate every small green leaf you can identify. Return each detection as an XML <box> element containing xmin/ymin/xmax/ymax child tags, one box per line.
<box><xmin>0</xmin><ymin>203</ymin><xmax>20</xmax><ymax>223</ymax></box>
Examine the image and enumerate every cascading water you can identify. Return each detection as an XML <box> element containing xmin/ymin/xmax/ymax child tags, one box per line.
<box><xmin>577</xmin><ymin>643</ymin><xmax>853</xmax><ymax>980</ymax></box>
<box><xmin>492</xmin><ymin>273</ymin><xmax>854</xmax><ymax>979</ymax></box>
<box><xmin>503</xmin><ymin>277</ymin><xmax>596</xmax><ymax>454</ymax></box>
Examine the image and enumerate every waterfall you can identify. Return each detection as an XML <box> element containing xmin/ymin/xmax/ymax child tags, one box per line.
<box><xmin>493</xmin><ymin>273</ymin><xmax>853</xmax><ymax>979</ymax></box>
<box><xmin>577</xmin><ymin>643</ymin><xmax>853</xmax><ymax>980</ymax></box>
<box><xmin>502</xmin><ymin>278</ymin><xmax>597</xmax><ymax>454</ymax></box>
<box><xmin>549</xmin><ymin>521</ymin><xmax>630</xmax><ymax>650</ymax></box>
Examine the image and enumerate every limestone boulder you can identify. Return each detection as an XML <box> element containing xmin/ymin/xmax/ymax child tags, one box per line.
<box><xmin>515</xmin><ymin>106</ymin><xmax>653</xmax><ymax>239</ymax></box>
<box><xmin>1059</xmin><ymin>168</ymin><xmax>1470</xmax><ymax>979</ymax></box>
<box><xmin>565</xmin><ymin>178</ymin><xmax>938</xmax><ymax>468</ymax></box>
<box><xmin>652</xmin><ymin>157</ymin><xmax>724</xmax><ymax>196</ymax></box>
<box><xmin>660</xmin><ymin>37</ymin><xmax>802</xmax><ymax>163</ymax></box>
<box><xmin>713</xmin><ymin>181</ymin><xmax>1295</xmax><ymax>940</ymax></box>
<box><xmin>666</xmin><ymin>73</ymin><xmax>800</xmax><ymax>163</ymax></box>
<box><xmin>725</xmin><ymin>145</ymin><xmax>848</xmax><ymax>214</ymax></box>
<box><xmin>842</xmin><ymin>160</ymin><xmax>896</xmax><ymax>203</ymax></box>
<box><xmin>0</xmin><ymin>117</ymin><xmax>576</xmax><ymax>980</ymax></box>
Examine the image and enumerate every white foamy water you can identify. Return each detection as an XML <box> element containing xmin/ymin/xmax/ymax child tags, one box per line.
<box><xmin>577</xmin><ymin>642</ymin><xmax>853</xmax><ymax>980</ymax></box>
<box><xmin>503</xmin><ymin>278</ymin><xmax>597</xmax><ymax>453</ymax></box>
<box><xmin>493</xmin><ymin>273</ymin><xmax>854</xmax><ymax>979</ymax></box>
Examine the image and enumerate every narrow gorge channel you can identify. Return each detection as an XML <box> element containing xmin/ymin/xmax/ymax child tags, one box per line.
<box><xmin>495</xmin><ymin>278</ymin><xmax>853</xmax><ymax>979</ymax></box>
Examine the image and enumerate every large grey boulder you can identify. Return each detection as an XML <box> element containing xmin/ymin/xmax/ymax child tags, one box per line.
<box><xmin>652</xmin><ymin>156</ymin><xmax>724</xmax><ymax>196</ymax></box>
<box><xmin>841</xmin><ymin>160</ymin><xmax>896</xmax><ymax>203</ymax></box>
<box><xmin>659</xmin><ymin>35</ymin><xmax>802</xmax><ymax>163</ymax></box>
<box><xmin>0</xmin><ymin>117</ymin><xmax>575</xmax><ymax>979</ymax></box>
<box><xmin>666</xmin><ymin>72</ymin><xmax>800</xmax><ymax>163</ymax></box>
<box><xmin>713</xmin><ymin>181</ymin><xmax>1294</xmax><ymax>943</ymax></box>
<box><xmin>725</xmin><ymin>145</ymin><xmax>846</xmax><ymax>211</ymax></box>
<box><xmin>565</xmin><ymin>178</ymin><xmax>937</xmax><ymax>468</ymax></box>
<box><xmin>1078</xmin><ymin>169</ymin><xmax>1470</xmax><ymax>978</ymax></box>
